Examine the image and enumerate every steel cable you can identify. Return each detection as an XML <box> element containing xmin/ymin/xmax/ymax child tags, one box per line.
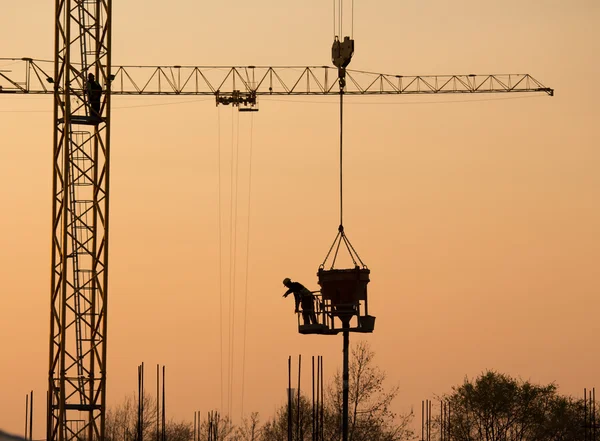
<box><xmin>240</xmin><ymin>113</ymin><xmax>254</xmax><ymax>420</ymax></box>
<box><xmin>217</xmin><ymin>106</ymin><xmax>224</xmax><ymax>414</ymax></box>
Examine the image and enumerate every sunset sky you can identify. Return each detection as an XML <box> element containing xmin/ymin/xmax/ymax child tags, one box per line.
<box><xmin>1</xmin><ymin>0</ymin><xmax>599</xmax><ymax>437</ymax></box>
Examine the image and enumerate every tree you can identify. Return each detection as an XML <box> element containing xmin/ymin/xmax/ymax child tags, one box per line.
<box><xmin>441</xmin><ymin>371</ymin><xmax>587</xmax><ymax>441</ymax></box>
<box><xmin>260</xmin><ymin>341</ymin><xmax>414</xmax><ymax>441</ymax></box>
<box><xmin>105</xmin><ymin>392</ymin><xmax>192</xmax><ymax>441</ymax></box>
<box><xmin>327</xmin><ymin>341</ymin><xmax>414</xmax><ymax>441</ymax></box>
<box><xmin>260</xmin><ymin>395</ymin><xmax>313</xmax><ymax>441</ymax></box>
<box><xmin>232</xmin><ymin>412</ymin><xmax>262</xmax><ymax>441</ymax></box>
<box><xmin>105</xmin><ymin>393</ymin><xmax>157</xmax><ymax>441</ymax></box>
<box><xmin>163</xmin><ymin>421</ymin><xmax>193</xmax><ymax>441</ymax></box>
<box><xmin>196</xmin><ymin>411</ymin><xmax>235</xmax><ymax>441</ymax></box>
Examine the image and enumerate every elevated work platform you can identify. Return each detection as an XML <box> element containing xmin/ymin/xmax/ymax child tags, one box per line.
<box><xmin>58</xmin><ymin>115</ymin><xmax>104</xmax><ymax>125</ymax></box>
<box><xmin>296</xmin><ymin>267</ymin><xmax>375</xmax><ymax>335</ymax></box>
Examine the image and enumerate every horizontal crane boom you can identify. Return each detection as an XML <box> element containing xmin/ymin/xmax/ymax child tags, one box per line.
<box><xmin>1</xmin><ymin>58</ymin><xmax>553</xmax><ymax>105</ymax></box>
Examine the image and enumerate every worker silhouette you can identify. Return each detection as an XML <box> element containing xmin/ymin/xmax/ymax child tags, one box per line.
<box><xmin>282</xmin><ymin>278</ymin><xmax>318</xmax><ymax>325</ymax></box>
<box><xmin>86</xmin><ymin>73</ymin><xmax>102</xmax><ymax>118</ymax></box>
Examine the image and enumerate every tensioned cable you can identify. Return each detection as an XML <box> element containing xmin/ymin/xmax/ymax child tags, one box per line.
<box><xmin>217</xmin><ymin>106</ymin><xmax>224</xmax><ymax>415</ymax></box>
<box><xmin>320</xmin><ymin>226</ymin><xmax>366</xmax><ymax>269</ymax></box>
<box><xmin>0</xmin><ymin>97</ymin><xmax>215</xmax><ymax>113</ymax></box>
<box><xmin>0</xmin><ymin>94</ymin><xmax>546</xmax><ymax>113</ymax></box>
<box><xmin>259</xmin><ymin>94</ymin><xmax>548</xmax><ymax>106</ymax></box>
<box><xmin>240</xmin><ymin>113</ymin><xmax>254</xmax><ymax>420</ymax></box>
<box><xmin>340</xmin><ymin>0</ymin><xmax>343</xmax><ymax>37</ymax></box>
<box><xmin>333</xmin><ymin>0</ymin><xmax>336</xmax><ymax>39</ymax></box>
<box><xmin>320</xmin><ymin>63</ymin><xmax>370</xmax><ymax>270</ymax></box>
<box><xmin>225</xmin><ymin>106</ymin><xmax>233</xmax><ymax>419</ymax></box>
<box><xmin>352</xmin><ymin>0</ymin><xmax>354</xmax><ymax>38</ymax></box>
<box><xmin>338</xmin><ymin>0</ymin><xmax>344</xmax><ymax>38</ymax></box>
<box><xmin>227</xmin><ymin>106</ymin><xmax>235</xmax><ymax>420</ymax></box>
<box><xmin>339</xmin><ymin>83</ymin><xmax>344</xmax><ymax>227</ymax></box>
<box><xmin>229</xmin><ymin>108</ymin><xmax>241</xmax><ymax>422</ymax></box>
<box><xmin>108</xmin><ymin>97</ymin><xmax>214</xmax><ymax>109</ymax></box>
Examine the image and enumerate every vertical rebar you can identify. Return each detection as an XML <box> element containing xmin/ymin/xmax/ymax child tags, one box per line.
<box><xmin>156</xmin><ymin>365</ymin><xmax>159</xmax><ymax>441</ymax></box>
<box><xmin>586</xmin><ymin>389</ymin><xmax>589</xmax><ymax>441</ymax></box>
<box><xmin>288</xmin><ymin>356</ymin><xmax>292</xmax><ymax>441</ymax></box>
<box><xmin>29</xmin><ymin>390</ymin><xmax>33</xmax><ymax>441</ymax></box>
<box><xmin>162</xmin><ymin>366</ymin><xmax>166</xmax><ymax>441</ymax></box>
<box><xmin>141</xmin><ymin>363</ymin><xmax>144</xmax><ymax>441</ymax></box>
<box><xmin>593</xmin><ymin>388</ymin><xmax>597</xmax><ymax>441</ymax></box>
<box><xmin>137</xmin><ymin>365</ymin><xmax>141</xmax><ymax>441</ymax></box>
<box><xmin>421</xmin><ymin>401</ymin><xmax>424</xmax><ymax>441</ymax></box>
<box><xmin>429</xmin><ymin>400</ymin><xmax>432</xmax><ymax>441</ymax></box>
<box><xmin>320</xmin><ymin>356</ymin><xmax>324</xmax><ymax>441</ymax></box>
<box><xmin>426</xmin><ymin>400</ymin><xmax>429</xmax><ymax>441</ymax></box>
<box><xmin>25</xmin><ymin>393</ymin><xmax>29</xmax><ymax>439</ymax></box>
<box><xmin>45</xmin><ymin>390</ymin><xmax>50</xmax><ymax>441</ymax></box>
<box><xmin>448</xmin><ymin>403</ymin><xmax>451</xmax><ymax>441</ymax></box>
<box><xmin>316</xmin><ymin>356</ymin><xmax>320</xmax><ymax>441</ymax></box>
<box><xmin>439</xmin><ymin>400</ymin><xmax>442</xmax><ymax>441</ymax></box>
<box><xmin>297</xmin><ymin>355</ymin><xmax>302</xmax><ymax>441</ymax></box>
<box><xmin>312</xmin><ymin>356</ymin><xmax>315</xmax><ymax>441</ymax></box>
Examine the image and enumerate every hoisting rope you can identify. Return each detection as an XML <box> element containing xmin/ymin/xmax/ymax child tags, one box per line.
<box><xmin>240</xmin><ymin>113</ymin><xmax>254</xmax><ymax>420</ymax></box>
<box><xmin>228</xmin><ymin>107</ymin><xmax>240</xmax><ymax>422</ymax></box>
<box><xmin>320</xmin><ymin>224</ymin><xmax>366</xmax><ymax>270</ymax></box>
<box><xmin>216</xmin><ymin>106</ymin><xmax>254</xmax><ymax>423</ymax></box>
<box><xmin>339</xmin><ymin>82</ymin><xmax>344</xmax><ymax>227</ymax></box>
<box><xmin>320</xmin><ymin>67</ymin><xmax>367</xmax><ymax>270</ymax></box>
<box><xmin>217</xmin><ymin>106</ymin><xmax>224</xmax><ymax>414</ymax></box>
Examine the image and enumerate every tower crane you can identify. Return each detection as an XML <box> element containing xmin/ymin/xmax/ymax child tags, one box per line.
<box><xmin>0</xmin><ymin>1</ymin><xmax>553</xmax><ymax>441</ymax></box>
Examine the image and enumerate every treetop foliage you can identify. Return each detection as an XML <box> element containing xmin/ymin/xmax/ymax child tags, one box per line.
<box><xmin>442</xmin><ymin>370</ymin><xmax>593</xmax><ymax>441</ymax></box>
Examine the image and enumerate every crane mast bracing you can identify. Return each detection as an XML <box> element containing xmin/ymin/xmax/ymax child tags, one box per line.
<box><xmin>45</xmin><ymin>1</ymin><xmax>112</xmax><ymax>441</ymax></box>
<box><xmin>0</xmin><ymin>4</ymin><xmax>553</xmax><ymax>441</ymax></box>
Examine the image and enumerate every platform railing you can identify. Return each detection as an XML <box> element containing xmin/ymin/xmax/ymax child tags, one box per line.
<box><xmin>297</xmin><ymin>292</ymin><xmax>374</xmax><ymax>335</ymax></box>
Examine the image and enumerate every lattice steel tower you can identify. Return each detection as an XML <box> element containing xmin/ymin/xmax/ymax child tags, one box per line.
<box><xmin>4</xmin><ymin>3</ymin><xmax>552</xmax><ymax>441</ymax></box>
<box><xmin>48</xmin><ymin>1</ymin><xmax>112</xmax><ymax>441</ymax></box>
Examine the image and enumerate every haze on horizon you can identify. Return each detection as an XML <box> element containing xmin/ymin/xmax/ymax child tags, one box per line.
<box><xmin>1</xmin><ymin>0</ymin><xmax>598</xmax><ymax>437</ymax></box>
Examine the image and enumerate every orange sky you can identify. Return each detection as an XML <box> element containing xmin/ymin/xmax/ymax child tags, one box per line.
<box><xmin>1</xmin><ymin>0</ymin><xmax>599</xmax><ymax>437</ymax></box>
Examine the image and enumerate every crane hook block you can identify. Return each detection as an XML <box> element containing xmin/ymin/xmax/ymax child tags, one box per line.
<box><xmin>332</xmin><ymin>36</ymin><xmax>354</xmax><ymax>69</ymax></box>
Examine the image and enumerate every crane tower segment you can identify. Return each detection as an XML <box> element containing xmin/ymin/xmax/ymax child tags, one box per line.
<box><xmin>48</xmin><ymin>1</ymin><xmax>112</xmax><ymax>441</ymax></box>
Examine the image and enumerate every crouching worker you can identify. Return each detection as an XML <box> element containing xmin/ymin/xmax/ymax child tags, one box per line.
<box><xmin>282</xmin><ymin>278</ymin><xmax>318</xmax><ymax>325</ymax></box>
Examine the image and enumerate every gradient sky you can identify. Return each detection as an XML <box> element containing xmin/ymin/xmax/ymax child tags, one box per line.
<box><xmin>1</xmin><ymin>0</ymin><xmax>599</xmax><ymax>437</ymax></box>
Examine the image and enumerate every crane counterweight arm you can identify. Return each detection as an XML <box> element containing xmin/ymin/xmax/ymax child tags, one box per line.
<box><xmin>0</xmin><ymin>58</ymin><xmax>554</xmax><ymax>100</ymax></box>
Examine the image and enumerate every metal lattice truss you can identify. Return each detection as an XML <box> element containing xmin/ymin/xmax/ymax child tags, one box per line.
<box><xmin>1</xmin><ymin>58</ymin><xmax>553</xmax><ymax>101</ymax></box>
<box><xmin>1</xmin><ymin>16</ymin><xmax>554</xmax><ymax>441</ymax></box>
<box><xmin>48</xmin><ymin>0</ymin><xmax>111</xmax><ymax>440</ymax></box>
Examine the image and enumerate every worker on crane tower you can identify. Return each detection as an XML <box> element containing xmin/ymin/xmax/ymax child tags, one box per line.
<box><xmin>86</xmin><ymin>73</ymin><xmax>102</xmax><ymax>118</ymax></box>
<box><xmin>282</xmin><ymin>278</ymin><xmax>318</xmax><ymax>325</ymax></box>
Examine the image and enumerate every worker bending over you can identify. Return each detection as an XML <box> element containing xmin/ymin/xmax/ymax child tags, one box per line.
<box><xmin>282</xmin><ymin>278</ymin><xmax>318</xmax><ymax>325</ymax></box>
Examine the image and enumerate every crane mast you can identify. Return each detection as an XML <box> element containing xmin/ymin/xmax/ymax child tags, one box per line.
<box><xmin>0</xmin><ymin>3</ymin><xmax>553</xmax><ymax>441</ymax></box>
<box><xmin>48</xmin><ymin>1</ymin><xmax>111</xmax><ymax>441</ymax></box>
